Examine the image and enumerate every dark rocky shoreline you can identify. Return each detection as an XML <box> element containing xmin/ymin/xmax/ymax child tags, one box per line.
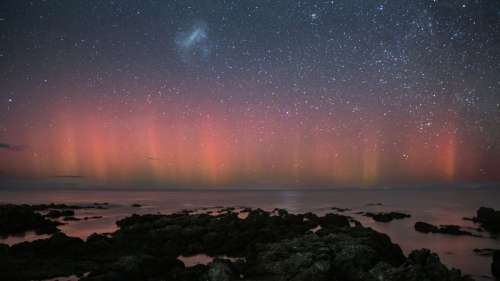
<box><xmin>0</xmin><ymin>204</ymin><xmax>483</xmax><ymax>281</ymax></box>
<box><xmin>0</xmin><ymin>203</ymin><xmax>110</xmax><ymax>237</ymax></box>
<box><xmin>0</xmin><ymin>204</ymin><xmax>62</xmax><ymax>237</ymax></box>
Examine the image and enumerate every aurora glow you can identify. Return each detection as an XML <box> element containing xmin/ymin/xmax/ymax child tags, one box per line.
<box><xmin>0</xmin><ymin>0</ymin><xmax>499</xmax><ymax>188</ymax></box>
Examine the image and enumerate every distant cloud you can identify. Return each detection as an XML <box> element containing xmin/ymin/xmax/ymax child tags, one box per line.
<box><xmin>0</xmin><ymin>142</ymin><xmax>29</xmax><ymax>152</ymax></box>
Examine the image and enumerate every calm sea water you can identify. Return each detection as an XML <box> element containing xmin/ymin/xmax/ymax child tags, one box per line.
<box><xmin>1</xmin><ymin>188</ymin><xmax>499</xmax><ymax>280</ymax></box>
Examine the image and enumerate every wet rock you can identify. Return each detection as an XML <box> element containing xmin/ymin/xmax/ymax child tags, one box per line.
<box><xmin>415</xmin><ymin>222</ymin><xmax>478</xmax><ymax>236</ymax></box>
<box><xmin>475</xmin><ymin>207</ymin><xmax>500</xmax><ymax>233</ymax></box>
<box><xmin>0</xmin><ymin>204</ymin><xmax>62</xmax><ymax>236</ymax></box>
<box><xmin>45</xmin><ymin>209</ymin><xmax>75</xmax><ymax>218</ymax></box>
<box><xmin>364</xmin><ymin>212</ymin><xmax>411</xmax><ymax>222</ymax></box>
<box><xmin>415</xmin><ymin>222</ymin><xmax>439</xmax><ymax>233</ymax></box>
<box><xmin>493</xmin><ymin>251</ymin><xmax>500</xmax><ymax>279</ymax></box>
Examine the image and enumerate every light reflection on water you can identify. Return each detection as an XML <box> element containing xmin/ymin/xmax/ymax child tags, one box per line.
<box><xmin>178</xmin><ymin>254</ymin><xmax>244</xmax><ymax>267</ymax></box>
<box><xmin>1</xmin><ymin>188</ymin><xmax>500</xmax><ymax>280</ymax></box>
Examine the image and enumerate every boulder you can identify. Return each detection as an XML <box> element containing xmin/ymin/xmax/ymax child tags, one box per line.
<box><xmin>475</xmin><ymin>207</ymin><xmax>500</xmax><ymax>233</ymax></box>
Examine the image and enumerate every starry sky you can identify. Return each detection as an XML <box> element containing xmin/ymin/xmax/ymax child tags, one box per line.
<box><xmin>1</xmin><ymin>0</ymin><xmax>500</xmax><ymax>188</ymax></box>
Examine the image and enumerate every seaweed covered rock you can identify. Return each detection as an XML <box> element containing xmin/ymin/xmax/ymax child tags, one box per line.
<box><xmin>0</xmin><ymin>204</ymin><xmax>62</xmax><ymax>236</ymax></box>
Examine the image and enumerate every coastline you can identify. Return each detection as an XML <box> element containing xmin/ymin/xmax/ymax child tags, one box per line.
<box><xmin>1</xmin><ymin>202</ymin><xmax>499</xmax><ymax>281</ymax></box>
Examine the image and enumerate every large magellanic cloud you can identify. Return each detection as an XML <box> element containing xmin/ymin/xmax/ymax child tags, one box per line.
<box><xmin>175</xmin><ymin>20</ymin><xmax>212</xmax><ymax>63</ymax></box>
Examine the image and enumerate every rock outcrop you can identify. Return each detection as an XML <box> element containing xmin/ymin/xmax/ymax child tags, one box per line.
<box><xmin>415</xmin><ymin>222</ymin><xmax>478</xmax><ymax>237</ymax></box>
<box><xmin>363</xmin><ymin>212</ymin><xmax>411</xmax><ymax>222</ymax></box>
<box><xmin>0</xmin><ymin>204</ymin><xmax>62</xmax><ymax>236</ymax></box>
<box><xmin>475</xmin><ymin>207</ymin><xmax>500</xmax><ymax>234</ymax></box>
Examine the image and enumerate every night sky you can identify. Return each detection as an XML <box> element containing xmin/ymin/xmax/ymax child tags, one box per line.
<box><xmin>1</xmin><ymin>0</ymin><xmax>500</xmax><ymax>188</ymax></box>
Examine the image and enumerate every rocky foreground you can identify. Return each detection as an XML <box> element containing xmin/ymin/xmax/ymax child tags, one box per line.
<box><xmin>0</xmin><ymin>205</ymin><xmax>478</xmax><ymax>281</ymax></box>
<box><xmin>0</xmin><ymin>203</ymin><xmax>108</xmax><ymax>237</ymax></box>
